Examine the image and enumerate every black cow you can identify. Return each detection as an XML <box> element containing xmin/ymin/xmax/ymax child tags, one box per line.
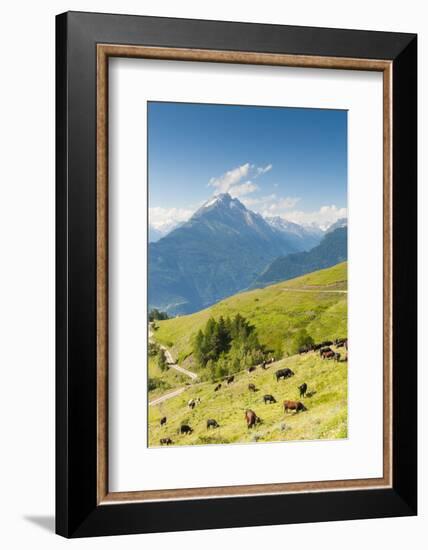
<box><xmin>160</xmin><ymin>416</ymin><xmax>167</xmax><ymax>426</ymax></box>
<box><xmin>180</xmin><ymin>424</ymin><xmax>193</xmax><ymax>435</ymax></box>
<box><xmin>160</xmin><ymin>437</ymin><xmax>173</xmax><ymax>445</ymax></box>
<box><xmin>247</xmin><ymin>366</ymin><xmax>257</xmax><ymax>374</ymax></box>
<box><xmin>214</xmin><ymin>383</ymin><xmax>222</xmax><ymax>392</ymax></box>
<box><xmin>248</xmin><ymin>383</ymin><xmax>257</xmax><ymax>392</ymax></box>
<box><xmin>298</xmin><ymin>383</ymin><xmax>307</xmax><ymax>398</ymax></box>
<box><xmin>319</xmin><ymin>347</ymin><xmax>332</xmax><ymax>357</ymax></box>
<box><xmin>263</xmin><ymin>394</ymin><xmax>277</xmax><ymax>404</ymax></box>
<box><xmin>207</xmin><ymin>418</ymin><xmax>219</xmax><ymax>429</ymax></box>
<box><xmin>275</xmin><ymin>368</ymin><xmax>294</xmax><ymax>381</ymax></box>
<box><xmin>226</xmin><ymin>375</ymin><xmax>234</xmax><ymax>384</ymax></box>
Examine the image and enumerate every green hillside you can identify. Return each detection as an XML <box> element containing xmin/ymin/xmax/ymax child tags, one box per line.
<box><xmin>148</xmin><ymin>347</ymin><xmax>348</xmax><ymax>447</ymax></box>
<box><xmin>154</xmin><ymin>262</ymin><xmax>347</xmax><ymax>365</ymax></box>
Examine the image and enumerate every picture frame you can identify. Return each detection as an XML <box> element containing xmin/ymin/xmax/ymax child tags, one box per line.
<box><xmin>56</xmin><ymin>11</ymin><xmax>417</xmax><ymax>538</ymax></box>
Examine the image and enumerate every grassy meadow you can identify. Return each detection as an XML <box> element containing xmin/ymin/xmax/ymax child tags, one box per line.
<box><xmin>148</xmin><ymin>262</ymin><xmax>348</xmax><ymax>447</ymax></box>
<box><xmin>148</xmin><ymin>348</ymin><xmax>347</xmax><ymax>446</ymax></box>
<box><xmin>153</xmin><ymin>262</ymin><xmax>347</xmax><ymax>364</ymax></box>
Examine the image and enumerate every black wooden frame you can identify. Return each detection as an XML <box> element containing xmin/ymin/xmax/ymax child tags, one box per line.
<box><xmin>56</xmin><ymin>11</ymin><xmax>417</xmax><ymax>538</ymax></box>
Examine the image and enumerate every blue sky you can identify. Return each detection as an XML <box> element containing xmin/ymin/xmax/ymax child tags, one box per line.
<box><xmin>148</xmin><ymin>101</ymin><xmax>347</xmax><ymax>233</ymax></box>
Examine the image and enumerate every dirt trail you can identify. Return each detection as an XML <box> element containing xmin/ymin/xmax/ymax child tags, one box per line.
<box><xmin>149</xmin><ymin>387</ymin><xmax>188</xmax><ymax>406</ymax></box>
<box><xmin>281</xmin><ymin>287</ymin><xmax>347</xmax><ymax>294</ymax></box>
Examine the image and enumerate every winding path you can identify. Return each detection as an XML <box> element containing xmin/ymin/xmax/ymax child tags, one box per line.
<box><xmin>149</xmin><ymin>325</ymin><xmax>198</xmax><ymax>380</ymax></box>
<box><xmin>281</xmin><ymin>287</ymin><xmax>347</xmax><ymax>294</ymax></box>
<box><xmin>149</xmin><ymin>386</ymin><xmax>188</xmax><ymax>407</ymax></box>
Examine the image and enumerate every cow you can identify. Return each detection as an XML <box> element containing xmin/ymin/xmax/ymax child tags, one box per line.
<box><xmin>263</xmin><ymin>394</ymin><xmax>277</xmax><ymax>404</ymax></box>
<box><xmin>260</xmin><ymin>360</ymin><xmax>267</xmax><ymax>370</ymax></box>
<box><xmin>206</xmin><ymin>418</ymin><xmax>220</xmax><ymax>429</ymax></box>
<box><xmin>214</xmin><ymin>383</ymin><xmax>222</xmax><ymax>392</ymax></box>
<box><xmin>160</xmin><ymin>416</ymin><xmax>167</xmax><ymax>426</ymax></box>
<box><xmin>160</xmin><ymin>437</ymin><xmax>173</xmax><ymax>445</ymax></box>
<box><xmin>321</xmin><ymin>349</ymin><xmax>335</xmax><ymax>360</ymax></box>
<box><xmin>299</xmin><ymin>345</ymin><xmax>312</xmax><ymax>354</ymax></box>
<box><xmin>283</xmin><ymin>400</ymin><xmax>307</xmax><ymax>414</ymax></box>
<box><xmin>320</xmin><ymin>340</ymin><xmax>333</xmax><ymax>347</ymax></box>
<box><xmin>245</xmin><ymin>409</ymin><xmax>261</xmax><ymax>429</ymax></box>
<box><xmin>298</xmin><ymin>383</ymin><xmax>308</xmax><ymax>398</ymax></box>
<box><xmin>275</xmin><ymin>368</ymin><xmax>294</xmax><ymax>381</ymax></box>
<box><xmin>334</xmin><ymin>352</ymin><xmax>341</xmax><ymax>362</ymax></box>
<box><xmin>248</xmin><ymin>383</ymin><xmax>257</xmax><ymax>392</ymax></box>
<box><xmin>319</xmin><ymin>347</ymin><xmax>332</xmax><ymax>357</ymax></box>
<box><xmin>179</xmin><ymin>424</ymin><xmax>193</xmax><ymax>435</ymax></box>
<box><xmin>247</xmin><ymin>366</ymin><xmax>257</xmax><ymax>374</ymax></box>
<box><xmin>188</xmin><ymin>397</ymin><xmax>201</xmax><ymax>409</ymax></box>
<box><xmin>226</xmin><ymin>375</ymin><xmax>235</xmax><ymax>384</ymax></box>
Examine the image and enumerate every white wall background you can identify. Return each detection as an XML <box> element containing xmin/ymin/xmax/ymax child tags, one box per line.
<box><xmin>0</xmin><ymin>1</ymin><xmax>424</xmax><ymax>548</ymax></box>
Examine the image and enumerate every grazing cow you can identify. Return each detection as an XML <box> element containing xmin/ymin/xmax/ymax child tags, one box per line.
<box><xmin>245</xmin><ymin>409</ymin><xmax>261</xmax><ymax>429</ymax></box>
<box><xmin>179</xmin><ymin>424</ymin><xmax>193</xmax><ymax>435</ymax></box>
<box><xmin>247</xmin><ymin>366</ymin><xmax>257</xmax><ymax>374</ymax></box>
<box><xmin>298</xmin><ymin>383</ymin><xmax>308</xmax><ymax>398</ymax></box>
<box><xmin>269</xmin><ymin>357</ymin><xmax>275</xmax><ymax>364</ymax></box>
<box><xmin>312</xmin><ymin>343</ymin><xmax>322</xmax><ymax>351</ymax></box>
<box><xmin>283</xmin><ymin>400</ymin><xmax>307</xmax><ymax>413</ymax></box>
<box><xmin>275</xmin><ymin>368</ymin><xmax>294</xmax><ymax>381</ymax></box>
<box><xmin>319</xmin><ymin>347</ymin><xmax>332</xmax><ymax>357</ymax></box>
<box><xmin>263</xmin><ymin>394</ymin><xmax>277</xmax><ymax>404</ymax></box>
<box><xmin>206</xmin><ymin>418</ymin><xmax>220</xmax><ymax>429</ymax></box>
<box><xmin>248</xmin><ymin>383</ymin><xmax>257</xmax><ymax>392</ymax></box>
<box><xmin>188</xmin><ymin>397</ymin><xmax>201</xmax><ymax>409</ymax></box>
<box><xmin>321</xmin><ymin>349</ymin><xmax>335</xmax><ymax>360</ymax></box>
<box><xmin>226</xmin><ymin>375</ymin><xmax>235</xmax><ymax>384</ymax></box>
<box><xmin>260</xmin><ymin>361</ymin><xmax>267</xmax><ymax>370</ymax></box>
<box><xmin>160</xmin><ymin>437</ymin><xmax>173</xmax><ymax>445</ymax></box>
<box><xmin>334</xmin><ymin>352</ymin><xmax>341</xmax><ymax>362</ymax></box>
<box><xmin>214</xmin><ymin>383</ymin><xmax>222</xmax><ymax>392</ymax></box>
<box><xmin>299</xmin><ymin>345</ymin><xmax>312</xmax><ymax>354</ymax></box>
<box><xmin>160</xmin><ymin>416</ymin><xmax>167</xmax><ymax>426</ymax></box>
<box><xmin>321</xmin><ymin>340</ymin><xmax>333</xmax><ymax>347</ymax></box>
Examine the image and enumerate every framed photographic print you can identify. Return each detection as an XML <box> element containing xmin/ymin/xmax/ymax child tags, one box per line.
<box><xmin>56</xmin><ymin>11</ymin><xmax>417</xmax><ymax>538</ymax></box>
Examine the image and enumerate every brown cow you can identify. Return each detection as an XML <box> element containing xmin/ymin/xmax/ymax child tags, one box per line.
<box><xmin>245</xmin><ymin>409</ymin><xmax>261</xmax><ymax>429</ymax></box>
<box><xmin>283</xmin><ymin>400</ymin><xmax>307</xmax><ymax>413</ymax></box>
<box><xmin>248</xmin><ymin>383</ymin><xmax>257</xmax><ymax>392</ymax></box>
<box><xmin>321</xmin><ymin>350</ymin><xmax>335</xmax><ymax>360</ymax></box>
<box><xmin>160</xmin><ymin>437</ymin><xmax>173</xmax><ymax>445</ymax></box>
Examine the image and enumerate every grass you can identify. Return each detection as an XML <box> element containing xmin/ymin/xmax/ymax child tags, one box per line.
<box><xmin>148</xmin><ymin>262</ymin><xmax>348</xmax><ymax>445</ymax></box>
<box><xmin>148</xmin><ymin>347</ymin><xmax>347</xmax><ymax>447</ymax></box>
<box><xmin>153</xmin><ymin>262</ymin><xmax>348</xmax><ymax>363</ymax></box>
<box><xmin>148</xmin><ymin>356</ymin><xmax>193</xmax><ymax>399</ymax></box>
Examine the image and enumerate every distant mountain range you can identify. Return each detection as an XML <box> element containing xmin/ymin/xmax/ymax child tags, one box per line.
<box><xmin>148</xmin><ymin>193</ymin><xmax>346</xmax><ymax>315</ymax></box>
<box><xmin>250</xmin><ymin>226</ymin><xmax>347</xmax><ymax>289</ymax></box>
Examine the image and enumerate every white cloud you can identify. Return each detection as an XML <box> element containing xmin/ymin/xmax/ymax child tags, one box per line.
<box><xmin>228</xmin><ymin>181</ymin><xmax>259</xmax><ymax>198</ymax></box>
<box><xmin>208</xmin><ymin>163</ymin><xmax>273</xmax><ymax>197</ymax></box>
<box><xmin>149</xmin><ymin>206</ymin><xmax>193</xmax><ymax>233</ymax></box>
<box><xmin>208</xmin><ymin>163</ymin><xmax>251</xmax><ymax>194</ymax></box>
<box><xmin>256</xmin><ymin>164</ymin><xmax>272</xmax><ymax>176</ymax></box>
<box><xmin>241</xmin><ymin>193</ymin><xmax>300</xmax><ymax>216</ymax></box>
<box><xmin>285</xmin><ymin>205</ymin><xmax>347</xmax><ymax>229</ymax></box>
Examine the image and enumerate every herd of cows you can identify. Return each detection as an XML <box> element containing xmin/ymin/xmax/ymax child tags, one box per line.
<box><xmin>157</xmin><ymin>337</ymin><xmax>347</xmax><ymax>446</ymax></box>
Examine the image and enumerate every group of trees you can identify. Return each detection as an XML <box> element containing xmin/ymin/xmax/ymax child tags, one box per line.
<box><xmin>149</xmin><ymin>340</ymin><xmax>168</xmax><ymax>372</ymax></box>
<box><xmin>148</xmin><ymin>308</ymin><xmax>169</xmax><ymax>322</ymax></box>
<box><xmin>193</xmin><ymin>314</ymin><xmax>265</xmax><ymax>380</ymax></box>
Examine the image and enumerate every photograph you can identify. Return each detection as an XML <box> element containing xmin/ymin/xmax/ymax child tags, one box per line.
<box><xmin>147</xmin><ymin>101</ymin><xmax>348</xmax><ymax>447</ymax></box>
